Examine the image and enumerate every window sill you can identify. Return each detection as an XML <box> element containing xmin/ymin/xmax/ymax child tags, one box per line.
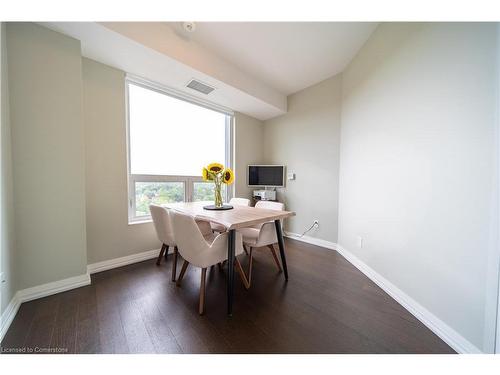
<box><xmin>128</xmin><ymin>219</ymin><xmax>153</xmax><ymax>226</ymax></box>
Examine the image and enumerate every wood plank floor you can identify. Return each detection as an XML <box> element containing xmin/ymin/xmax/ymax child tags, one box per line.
<box><xmin>1</xmin><ymin>239</ymin><xmax>455</xmax><ymax>354</ymax></box>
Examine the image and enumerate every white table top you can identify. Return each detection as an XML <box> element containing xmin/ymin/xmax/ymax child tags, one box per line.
<box><xmin>163</xmin><ymin>201</ymin><xmax>295</xmax><ymax>230</ymax></box>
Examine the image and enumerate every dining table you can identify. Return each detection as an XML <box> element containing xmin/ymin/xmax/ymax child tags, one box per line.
<box><xmin>163</xmin><ymin>201</ymin><xmax>296</xmax><ymax>316</ymax></box>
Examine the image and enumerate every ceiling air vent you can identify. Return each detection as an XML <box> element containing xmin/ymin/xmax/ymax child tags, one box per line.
<box><xmin>186</xmin><ymin>79</ymin><xmax>215</xmax><ymax>95</ymax></box>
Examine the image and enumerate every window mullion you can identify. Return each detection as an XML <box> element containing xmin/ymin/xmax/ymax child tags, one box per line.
<box><xmin>186</xmin><ymin>177</ymin><xmax>192</xmax><ymax>202</ymax></box>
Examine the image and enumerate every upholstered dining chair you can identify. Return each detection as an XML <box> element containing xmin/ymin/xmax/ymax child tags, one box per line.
<box><xmin>149</xmin><ymin>204</ymin><xmax>212</xmax><ymax>282</ymax></box>
<box><xmin>170</xmin><ymin>209</ymin><xmax>249</xmax><ymax>315</ymax></box>
<box><xmin>236</xmin><ymin>200</ymin><xmax>285</xmax><ymax>286</ymax></box>
<box><xmin>210</xmin><ymin>197</ymin><xmax>251</xmax><ymax>233</ymax></box>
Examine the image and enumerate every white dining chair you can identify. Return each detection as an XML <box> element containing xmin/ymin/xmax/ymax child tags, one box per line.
<box><xmin>210</xmin><ymin>197</ymin><xmax>251</xmax><ymax>233</ymax></box>
<box><xmin>237</xmin><ymin>200</ymin><xmax>285</xmax><ymax>286</ymax></box>
<box><xmin>149</xmin><ymin>204</ymin><xmax>212</xmax><ymax>282</ymax></box>
<box><xmin>170</xmin><ymin>209</ymin><xmax>250</xmax><ymax>315</ymax></box>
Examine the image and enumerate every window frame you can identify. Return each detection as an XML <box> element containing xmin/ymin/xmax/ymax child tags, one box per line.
<box><xmin>125</xmin><ymin>75</ymin><xmax>234</xmax><ymax>223</ymax></box>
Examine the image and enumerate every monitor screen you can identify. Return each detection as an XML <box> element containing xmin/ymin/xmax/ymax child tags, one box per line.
<box><xmin>248</xmin><ymin>165</ymin><xmax>284</xmax><ymax>187</ymax></box>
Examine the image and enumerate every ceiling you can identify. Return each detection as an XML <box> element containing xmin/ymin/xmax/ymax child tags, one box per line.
<box><xmin>167</xmin><ymin>22</ymin><xmax>378</xmax><ymax>95</ymax></box>
<box><xmin>42</xmin><ymin>22</ymin><xmax>378</xmax><ymax>120</ymax></box>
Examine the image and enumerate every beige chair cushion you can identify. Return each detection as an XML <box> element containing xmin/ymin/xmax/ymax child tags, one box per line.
<box><xmin>150</xmin><ymin>204</ymin><xmax>176</xmax><ymax>246</ymax></box>
<box><xmin>238</xmin><ymin>200</ymin><xmax>284</xmax><ymax>247</ymax></box>
<box><xmin>210</xmin><ymin>222</ymin><xmax>227</xmax><ymax>233</ymax></box>
<box><xmin>229</xmin><ymin>197</ymin><xmax>251</xmax><ymax>206</ymax></box>
<box><xmin>238</xmin><ymin>227</ymin><xmax>260</xmax><ymax>246</ymax></box>
<box><xmin>255</xmin><ymin>201</ymin><xmax>284</xmax><ymax>210</ymax></box>
<box><xmin>202</xmin><ymin>231</ymin><xmax>217</xmax><ymax>243</ymax></box>
<box><xmin>151</xmin><ymin>204</ymin><xmax>214</xmax><ymax>247</ymax></box>
<box><xmin>171</xmin><ymin>209</ymin><xmax>244</xmax><ymax>269</ymax></box>
<box><xmin>196</xmin><ymin>219</ymin><xmax>213</xmax><ymax>237</ymax></box>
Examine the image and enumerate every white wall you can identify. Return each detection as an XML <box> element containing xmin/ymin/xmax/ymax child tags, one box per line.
<box><xmin>264</xmin><ymin>75</ymin><xmax>342</xmax><ymax>242</ymax></box>
<box><xmin>82</xmin><ymin>58</ymin><xmax>159</xmax><ymax>264</ymax></box>
<box><xmin>339</xmin><ymin>23</ymin><xmax>499</xmax><ymax>352</ymax></box>
<box><xmin>0</xmin><ymin>22</ymin><xmax>17</xmax><ymax>315</ymax></box>
<box><xmin>6</xmin><ymin>23</ymin><xmax>88</xmax><ymax>289</ymax></box>
<box><xmin>233</xmin><ymin>112</ymin><xmax>265</xmax><ymax>200</ymax></box>
<box><xmin>496</xmin><ymin>24</ymin><xmax>500</xmax><ymax>355</ymax></box>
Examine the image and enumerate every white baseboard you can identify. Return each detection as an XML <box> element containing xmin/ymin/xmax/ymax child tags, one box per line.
<box><xmin>284</xmin><ymin>231</ymin><xmax>337</xmax><ymax>250</ymax></box>
<box><xmin>1</xmin><ymin>272</ymin><xmax>90</xmax><ymax>342</ymax></box>
<box><xmin>16</xmin><ymin>273</ymin><xmax>91</xmax><ymax>303</ymax></box>
<box><xmin>335</xmin><ymin>244</ymin><xmax>482</xmax><ymax>354</ymax></box>
<box><xmin>1</xmin><ymin>293</ymin><xmax>21</xmax><ymax>342</ymax></box>
<box><xmin>87</xmin><ymin>248</ymin><xmax>160</xmax><ymax>274</ymax></box>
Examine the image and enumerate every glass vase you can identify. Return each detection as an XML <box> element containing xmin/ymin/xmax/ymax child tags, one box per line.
<box><xmin>214</xmin><ymin>176</ymin><xmax>223</xmax><ymax>208</ymax></box>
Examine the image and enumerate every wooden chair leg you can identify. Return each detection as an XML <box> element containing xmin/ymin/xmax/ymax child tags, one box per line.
<box><xmin>243</xmin><ymin>244</ymin><xmax>249</xmax><ymax>256</ymax></box>
<box><xmin>176</xmin><ymin>260</ymin><xmax>189</xmax><ymax>286</ymax></box>
<box><xmin>156</xmin><ymin>244</ymin><xmax>167</xmax><ymax>265</ymax></box>
<box><xmin>247</xmin><ymin>247</ymin><xmax>253</xmax><ymax>287</ymax></box>
<box><xmin>234</xmin><ymin>257</ymin><xmax>250</xmax><ymax>290</ymax></box>
<box><xmin>268</xmin><ymin>244</ymin><xmax>282</xmax><ymax>272</ymax></box>
<box><xmin>171</xmin><ymin>246</ymin><xmax>178</xmax><ymax>282</ymax></box>
<box><xmin>199</xmin><ymin>268</ymin><xmax>207</xmax><ymax>315</ymax></box>
<box><xmin>165</xmin><ymin>245</ymin><xmax>169</xmax><ymax>260</ymax></box>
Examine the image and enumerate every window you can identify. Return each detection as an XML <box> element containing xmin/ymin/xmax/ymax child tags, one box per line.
<box><xmin>126</xmin><ymin>77</ymin><xmax>233</xmax><ymax>222</ymax></box>
<box><xmin>134</xmin><ymin>181</ymin><xmax>184</xmax><ymax>217</ymax></box>
<box><xmin>193</xmin><ymin>181</ymin><xmax>227</xmax><ymax>202</ymax></box>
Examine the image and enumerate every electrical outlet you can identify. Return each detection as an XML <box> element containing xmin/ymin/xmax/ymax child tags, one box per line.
<box><xmin>0</xmin><ymin>272</ymin><xmax>5</xmax><ymax>284</ymax></box>
<box><xmin>357</xmin><ymin>236</ymin><xmax>364</xmax><ymax>249</ymax></box>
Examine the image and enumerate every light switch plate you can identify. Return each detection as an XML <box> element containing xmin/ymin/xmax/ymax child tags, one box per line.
<box><xmin>287</xmin><ymin>172</ymin><xmax>295</xmax><ymax>180</ymax></box>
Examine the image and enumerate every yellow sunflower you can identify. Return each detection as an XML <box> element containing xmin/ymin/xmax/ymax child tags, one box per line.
<box><xmin>222</xmin><ymin>168</ymin><xmax>235</xmax><ymax>185</ymax></box>
<box><xmin>202</xmin><ymin>167</ymin><xmax>212</xmax><ymax>181</ymax></box>
<box><xmin>207</xmin><ymin>162</ymin><xmax>224</xmax><ymax>173</ymax></box>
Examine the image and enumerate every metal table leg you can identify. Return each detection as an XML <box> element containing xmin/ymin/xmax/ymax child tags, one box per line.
<box><xmin>227</xmin><ymin>229</ymin><xmax>235</xmax><ymax>315</ymax></box>
<box><xmin>274</xmin><ymin>220</ymin><xmax>288</xmax><ymax>281</ymax></box>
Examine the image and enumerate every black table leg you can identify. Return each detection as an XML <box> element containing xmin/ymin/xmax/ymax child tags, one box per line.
<box><xmin>274</xmin><ymin>220</ymin><xmax>289</xmax><ymax>281</ymax></box>
<box><xmin>227</xmin><ymin>229</ymin><xmax>235</xmax><ymax>315</ymax></box>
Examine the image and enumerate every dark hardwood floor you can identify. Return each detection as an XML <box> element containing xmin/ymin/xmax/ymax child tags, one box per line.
<box><xmin>1</xmin><ymin>238</ymin><xmax>455</xmax><ymax>354</ymax></box>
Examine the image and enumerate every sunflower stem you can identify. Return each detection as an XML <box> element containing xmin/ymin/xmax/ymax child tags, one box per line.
<box><xmin>214</xmin><ymin>174</ymin><xmax>223</xmax><ymax>208</ymax></box>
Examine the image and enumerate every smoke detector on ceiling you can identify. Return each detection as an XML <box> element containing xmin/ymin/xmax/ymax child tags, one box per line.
<box><xmin>182</xmin><ymin>22</ymin><xmax>196</xmax><ymax>33</ymax></box>
<box><xmin>186</xmin><ymin>79</ymin><xmax>215</xmax><ymax>95</ymax></box>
